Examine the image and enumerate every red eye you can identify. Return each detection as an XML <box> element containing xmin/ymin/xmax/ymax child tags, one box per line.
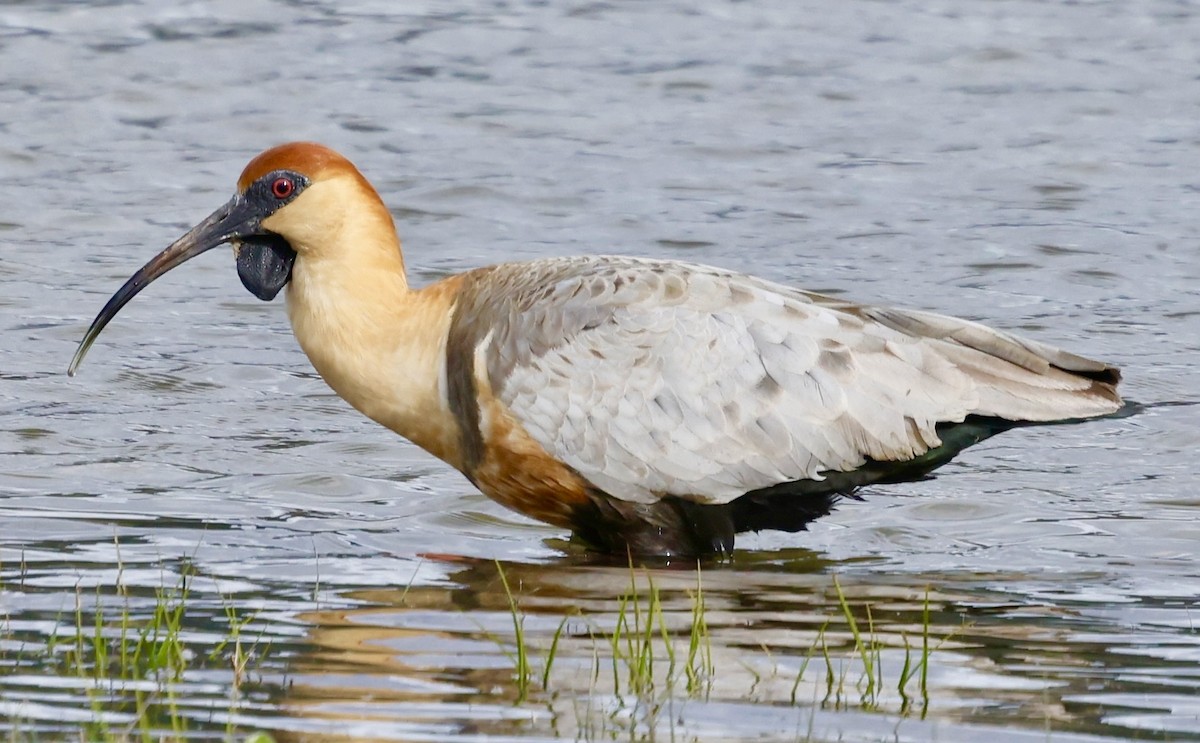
<box><xmin>271</xmin><ymin>177</ymin><xmax>295</xmax><ymax>199</ymax></box>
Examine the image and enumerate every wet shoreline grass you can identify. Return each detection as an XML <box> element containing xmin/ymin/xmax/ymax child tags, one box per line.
<box><xmin>0</xmin><ymin>554</ymin><xmax>279</xmax><ymax>742</ymax></box>
<box><xmin>2</xmin><ymin>554</ymin><xmax>956</xmax><ymax>742</ymax></box>
<box><xmin>493</xmin><ymin>561</ymin><xmax>951</xmax><ymax>739</ymax></box>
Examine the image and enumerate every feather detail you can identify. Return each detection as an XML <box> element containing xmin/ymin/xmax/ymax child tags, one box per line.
<box><xmin>444</xmin><ymin>256</ymin><xmax>1121</xmax><ymax>508</ymax></box>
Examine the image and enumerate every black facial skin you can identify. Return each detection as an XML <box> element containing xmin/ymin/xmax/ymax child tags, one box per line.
<box><xmin>68</xmin><ymin>170</ymin><xmax>307</xmax><ymax>375</ymax></box>
<box><xmin>235</xmin><ymin>169</ymin><xmax>303</xmax><ymax>300</ymax></box>
<box><xmin>236</xmin><ymin>234</ymin><xmax>295</xmax><ymax>301</ymax></box>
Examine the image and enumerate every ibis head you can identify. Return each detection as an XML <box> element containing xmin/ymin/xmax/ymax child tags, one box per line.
<box><xmin>68</xmin><ymin>143</ymin><xmax>382</xmax><ymax>375</ymax></box>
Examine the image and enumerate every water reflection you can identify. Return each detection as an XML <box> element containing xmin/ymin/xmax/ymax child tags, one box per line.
<box><xmin>1</xmin><ymin>525</ymin><xmax>1197</xmax><ymax>740</ymax></box>
<box><xmin>270</xmin><ymin>552</ymin><xmax>1200</xmax><ymax>741</ymax></box>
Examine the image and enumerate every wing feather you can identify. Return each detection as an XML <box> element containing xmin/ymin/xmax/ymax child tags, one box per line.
<box><xmin>456</xmin><ymin>257</ymin><xmax>1120</xmax><ymax>505</ymax></box>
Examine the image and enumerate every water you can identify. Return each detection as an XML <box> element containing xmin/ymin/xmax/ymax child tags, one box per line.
<box><xmin>2</xmin><ymin>0</ymin><xmax>1199</xmax><ymax>740</ymax></box>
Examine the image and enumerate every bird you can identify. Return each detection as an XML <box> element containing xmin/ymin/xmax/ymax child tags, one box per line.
<box><xmin>69</xmin><ymin>142</ymin><xmax>1123</xmax><ymax>558</ymax></box>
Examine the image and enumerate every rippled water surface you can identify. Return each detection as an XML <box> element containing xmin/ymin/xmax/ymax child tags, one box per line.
<box><xmin>2</xmin><ymin>1</ymin><xmax>1199</xmax><ymax>740</ymax></box>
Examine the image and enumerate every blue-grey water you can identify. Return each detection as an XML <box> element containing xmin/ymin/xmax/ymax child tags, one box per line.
<box><xmin>2</xmin><ymin>1</ymin><xmax>1198</xmax><ymax>740</ymax></box>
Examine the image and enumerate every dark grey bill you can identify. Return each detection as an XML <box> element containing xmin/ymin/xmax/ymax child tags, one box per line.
<box><xmin>67</xmin><ymin>194</ymin><xmax>262</xmax><ymax>376</ymax></box>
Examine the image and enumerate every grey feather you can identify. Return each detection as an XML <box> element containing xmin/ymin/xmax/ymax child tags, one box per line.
<box><xmin>448</xmin><ymin>256</ymin><xmax>1120</xmax><ymax>506</ymax></box>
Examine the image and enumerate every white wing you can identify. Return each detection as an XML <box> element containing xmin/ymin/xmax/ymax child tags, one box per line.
<box><xmin>460</xmin><ymin>257</ymin><xmax>1119</xmax><ymax>505</ymax></box>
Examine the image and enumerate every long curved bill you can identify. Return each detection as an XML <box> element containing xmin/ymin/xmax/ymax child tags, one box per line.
<box><xmin>68</xmin><ymin>195</ymin><xmax>256</xmax><ymax>376</ymax></box>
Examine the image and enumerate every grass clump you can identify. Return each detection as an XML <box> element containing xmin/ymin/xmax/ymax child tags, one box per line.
<box><xmin>494</xmin><ymin>560</ymin><xmax>713</xmax><ymax>714</ymax></box>
<box><xmin>807</xmin><ymin>576</ymin><xmax>963</xmax><ymax>717</ymax></box>
<box><xmin>495</xmin><ymin>564</ymin><xmax>955</xmax><ymax>732</ymax></box>
<box><xmin>1</xmin><ymin>556</ymin><xmax>277</xmax><ymax>742</ymax></box>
